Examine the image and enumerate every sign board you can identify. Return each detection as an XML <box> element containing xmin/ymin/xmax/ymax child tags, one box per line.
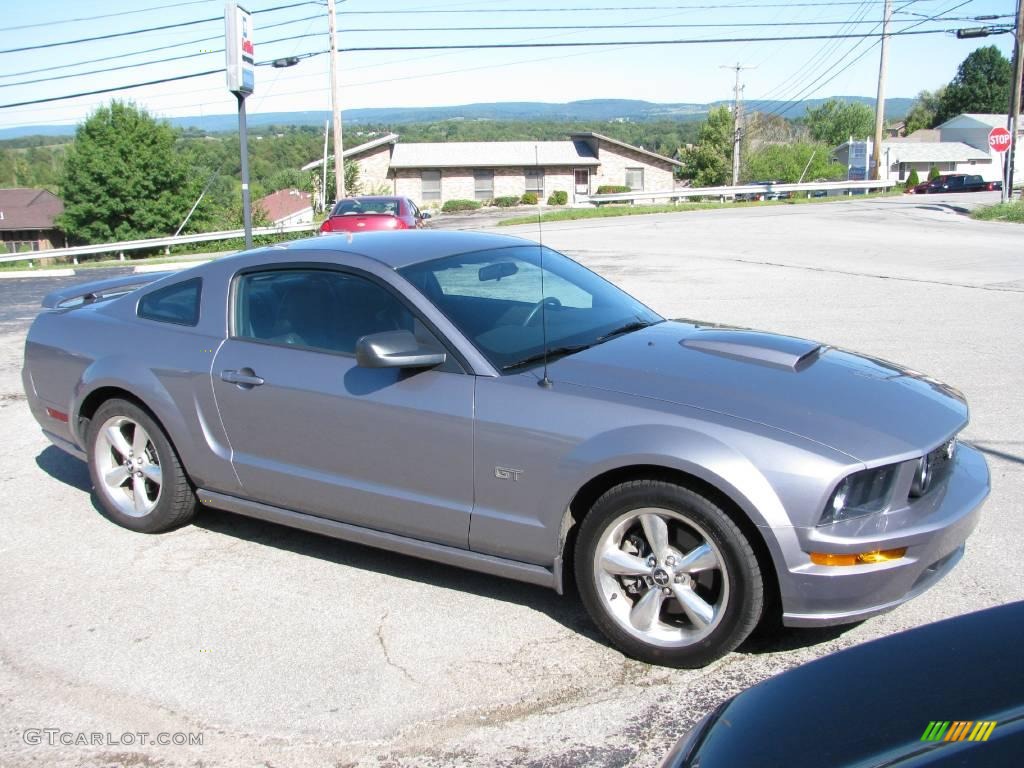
<box><xmin>988</xmin><ymin>126</ymin><xmax>1011</xmax><ymax>154</ymax></box>
<box><xmin>225</xmin><ymin>2</ymin><xmax>254</xmax><ymax>95</ymax></box>
<box><xmin>848</xmin><ymin>140</ymin><xmax>869</xmax><ymax>181</ymax></box>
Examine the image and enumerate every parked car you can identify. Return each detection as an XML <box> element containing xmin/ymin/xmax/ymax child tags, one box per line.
<box><xmin>319</xmin><ymin>195</ymin><xmax>429</xmax><ymax>233</ymax></box>
<box><xmin>23</xmin><ymin>231</ymin><xmax>989</xmax><ymax>668</ymax></box>
<box><xmin>661</xmin><ymin>601</ymin><xmax>1024</xmax><ymax>767</ymax></box>
<box><xmin>735</xmin><ymin>180</ymin><xmax>785</xmax><ymax>202</ymax></box>
<box><xmin>911</xmin><ymin>174</ymin><xmax>1002</xmax><ymax>194</ymax></box>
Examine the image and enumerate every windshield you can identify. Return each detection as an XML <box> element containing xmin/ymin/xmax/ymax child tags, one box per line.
<box><xmin>331</xmin><ymin>198</ymin><xmax>400</xmax><ymax>216</ymax></box>
<box><xmin>398</xmin><ymin>245</ymin><xmax>662</xmax><ymax>372</ymax></box>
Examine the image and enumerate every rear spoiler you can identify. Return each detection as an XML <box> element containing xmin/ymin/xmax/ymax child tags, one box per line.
<box><xmin>41</xmin><ymin>272</ymin><xmax>173</xmax><ymax>309</ymax></box>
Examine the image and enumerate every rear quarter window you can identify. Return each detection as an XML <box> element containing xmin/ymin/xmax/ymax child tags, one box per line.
<box><xmin>137</xmin><ymin>278</ymin><xmax>202</xmax><ymax>326</ymax></box>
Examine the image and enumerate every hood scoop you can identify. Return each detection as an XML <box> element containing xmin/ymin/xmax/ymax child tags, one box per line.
<box><xmin>680</xmin><ymin>329</ymin><xmax>823</xmax><ymax>371</ymax></box>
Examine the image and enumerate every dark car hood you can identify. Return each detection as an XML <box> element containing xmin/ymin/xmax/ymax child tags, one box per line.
<box><xmin>547</xmin><ymin>321</ymin><xmax>968</xmax><ymax>461</ymax></box>
<box><xmin>667</xmin><ymin>601</ymin><xmax>1024</xmax><ymax>768</ymax></box>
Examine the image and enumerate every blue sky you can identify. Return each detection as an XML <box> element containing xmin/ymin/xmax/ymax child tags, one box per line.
<box><xmin>0</xmin><ymin>0</ymin><xmax>1016</xmax><ymax>131</ymax></box>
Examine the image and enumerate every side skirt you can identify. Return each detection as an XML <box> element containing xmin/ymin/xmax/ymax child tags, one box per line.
<box><xmin>197</xmin><ymin>489</ymin><xmax>559</xmax><ymax>591</ymax></box>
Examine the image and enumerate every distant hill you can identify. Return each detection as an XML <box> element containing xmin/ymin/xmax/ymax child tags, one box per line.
<box><xmin>0</xmin><ymin>96</ymin><xmax>915</xmax><ymax>140</ymax></box>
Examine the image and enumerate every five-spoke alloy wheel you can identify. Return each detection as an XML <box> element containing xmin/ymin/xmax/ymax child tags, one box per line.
<box><xmin>87</xmin><ymin>399</ymin><xmax>196</xmax><ymax>533</ymax></box>
<box><xmin>576</xmin><ymin>480</ymin><xmax>764</xmax><ymax>667</ymax></box>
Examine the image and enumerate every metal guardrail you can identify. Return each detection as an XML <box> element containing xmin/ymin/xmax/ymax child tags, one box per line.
<box><xmin>587</xmin><ymin>179</ymin><xmax>898</xmax><ymax>203</ymax></box>
<box><xmin>0</xmin><ymin>222</ymin><xmax>319</xmax><ymax>265</ymax></box>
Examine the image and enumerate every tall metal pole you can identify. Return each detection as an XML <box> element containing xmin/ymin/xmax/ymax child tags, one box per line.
<box><xmin>321</xmin><ymin>119</ymin><xmax>329</xmax><ymax>211</ymax></box>
<box><xmin>1005</xmin><ymin>0</ymin><xmax>1024</xmax><ymax>202</ymax></box>
<box><xmin>722</xmin><ymin>63</ymin><xmax>752</xmax><ymax>187</ymax></box>
<box><xmin>871</xmin><ymin>0</ymin><xmax>893</xmax><ymax>181</ymax></box>
<box><xmin>237</xmin><ymin>93</ymin><xmax>253</xmax><ymax>249</ymax></box>
<box><xmin>327</xmin><ymin>0</ymin><xmax>345</xmax><ymax>202</ymax></box>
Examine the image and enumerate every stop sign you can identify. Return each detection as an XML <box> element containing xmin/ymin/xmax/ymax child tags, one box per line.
<box><xmin>988</xmin><ymin>126</ymin><xmax>1012</xmax><ymax>153</ymax></box>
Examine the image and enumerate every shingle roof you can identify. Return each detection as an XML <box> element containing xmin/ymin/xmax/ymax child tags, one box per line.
<box><xmin>0</xmin><ymin>188</ymin><xmax>63</xmax><ymax>231</ymax></box>
<box><xmin>257</xmin><ymin>188</ymin><xmax>312</xmax><ymax>223</ymax></box>
<box><xmin>389</xmin><ymin>140</ymin><xmax>599</xmax><ymax>169</ymax></box>
<box><xmin>570</xmin><ymin>131</ymin><xmax>684</xmax><ymax>167</ymax></box>
<box><xmin>301</xmin><ymin>133</ymin><xmax>399</xmax><ymax>171</ymax></box>
<box><xmin>882</xmin><ymin>141</ymin><xmax>990</xmax><ymax>162</ymax></box>
<box><xmin>937</xmin><ymin>113</ymin><xmax>1016</xmax><ymax>130</ymax></box>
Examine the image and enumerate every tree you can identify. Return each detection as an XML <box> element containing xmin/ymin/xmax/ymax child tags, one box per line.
<box><xmin>681</xmin><ymin>106</ymin><xmax>733</xmax><ymax>187</ymax></box>
<box><xmin>742</xmin><ymin>141</ymin><xmax>846</xmax><ymax>184</ymax></box>
<box><xmin>58</xmin><ymin>102</ymin><xmax>193</xmax><ymax>243</ymax></box>
<box><xmin>803</xmin><ymin>99</ymin><xmax>875</xmax><ymax>147</ymax></box>
<box><xmin>928</xmin><ymin>165</ymin><xmax>941</xmax><ymax>181</ymax></box>
<box><xmin>904</xmin><ymin>87</ymin><xmax>946</xmax><ymax>133</ymax></box>
<box><xmin>935</xmin><ymin>46</ymin><xmax>1012</xmax><ymax>124</ymax></box>
<box><xmin>905</xmin><ymin>168</ymin><xmax>920</xmax><ymax>190</ymax></box>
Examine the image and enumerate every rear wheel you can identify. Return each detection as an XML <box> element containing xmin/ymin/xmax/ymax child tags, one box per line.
<box><xmin>86</xmin><ymin>399</ymin><xmax>196</xmax><ymax>533</ymax></box>
<box><xmin>575</xmin><ymin>480</ymin><xmax>763</xmax><ymax>668</ymax></box>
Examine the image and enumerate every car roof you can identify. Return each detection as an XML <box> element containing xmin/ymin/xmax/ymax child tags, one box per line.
<box><xmin>282</xmin><ymin>229</ymin><xmax>539</xmax><ymax>269</ymax></box>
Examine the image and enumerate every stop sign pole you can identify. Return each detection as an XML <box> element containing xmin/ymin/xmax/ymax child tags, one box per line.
<box><xmin>990</xmin><ymin>127</ymin><xmax>1012</xmax><ymax>202</ymax></box>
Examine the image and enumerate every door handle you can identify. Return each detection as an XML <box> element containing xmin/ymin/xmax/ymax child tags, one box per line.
<box><xmin>220</xmin><ymin>369</ymin><xmax>265</xmax><ymax>387</ymax></box>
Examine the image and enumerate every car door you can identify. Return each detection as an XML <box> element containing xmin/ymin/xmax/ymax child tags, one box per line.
<box><xmin>211</xmin><ymin>266</ymin><xmax>474</xmax><ymax>548</ymax></box>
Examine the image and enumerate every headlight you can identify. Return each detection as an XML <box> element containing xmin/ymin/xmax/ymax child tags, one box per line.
<box><xmin>819</xmin><ymin>465</ymin><xmax>898</xmax><ymax>526</ymax></box>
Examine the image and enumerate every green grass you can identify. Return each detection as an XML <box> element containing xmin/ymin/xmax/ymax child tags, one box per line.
<box><xmin>970</xmin><ymin>200</ymin><xmax>1024</xmax><ymax>223</ymax></box>
<box><xmin>498</xmin><ymin>190</ymin><xmax>903</xmax><ymax>227</ymax></box>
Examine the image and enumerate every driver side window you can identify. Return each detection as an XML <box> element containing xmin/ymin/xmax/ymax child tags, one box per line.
<box><xmin>235</xmin><ymin>269</ymin><xmax>415</xmax><ymax>355</ymax></box>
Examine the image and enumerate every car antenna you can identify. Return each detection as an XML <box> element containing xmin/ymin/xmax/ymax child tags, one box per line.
<box><xmin>535</xmin><ymin>145</ymin><xmax>552</xmax><ymax>389</ymax></box>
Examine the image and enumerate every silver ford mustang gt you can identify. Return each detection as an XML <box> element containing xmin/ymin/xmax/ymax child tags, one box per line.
<box><xmin>22</xmin><ymin>231</ymin><xmax>990</xmax><ymax>667</ymax></box>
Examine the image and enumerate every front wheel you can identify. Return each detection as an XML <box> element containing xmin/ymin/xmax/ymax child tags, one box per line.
<box><xmin>86</xmin><ymin>399</ymin><xmax>197</xmax><ymax>533</ymax></box>
<box><xmin>575</xmin><ymin>480</ymin><xmax>763</xmax><ymax>668</ymax></box>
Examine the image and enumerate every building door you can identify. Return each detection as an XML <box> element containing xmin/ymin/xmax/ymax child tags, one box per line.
<box><xmin>574</xmin><ymin>168</ymin><xmax>590</xmax><ymax>196</ymax></box>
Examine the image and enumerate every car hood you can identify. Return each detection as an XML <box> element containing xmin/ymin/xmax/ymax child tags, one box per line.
<box><xmin>547</xmin><ymin>321</ymin><xmax>968</xmax><ymax>462</ymax></box>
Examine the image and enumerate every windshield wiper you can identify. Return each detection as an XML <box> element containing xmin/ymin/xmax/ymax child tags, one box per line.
<box><xmin>596</xmin><ymin>320</ymin><xmax>657</xmax><ymax>343</ymax></box>
<box><xmin>501</xmin><ymin>344</ymin><xmax>592</xmax><ymax>371</ymax></box>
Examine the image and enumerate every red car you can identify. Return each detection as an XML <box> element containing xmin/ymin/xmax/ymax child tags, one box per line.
<box><xmin>909</xmin><ymin>174</ymin><xmax>1001</xmax><ymax>194</ymax></box>
<box><xmin>319</xmin><ymin>196</ymin><xmax>429</xmax><ymax>233</ymax></box>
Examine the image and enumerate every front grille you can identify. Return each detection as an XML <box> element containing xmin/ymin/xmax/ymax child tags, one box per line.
<box><xmin>910</xmin><ymin>436</ymin><xmax>957</xmax><ymax>499</ymax></box>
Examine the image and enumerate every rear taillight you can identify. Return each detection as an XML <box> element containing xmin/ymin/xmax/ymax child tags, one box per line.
<box><xmin>319</xmin><ymin>219</ymin><xmax>332</xmax><ymax>233</ymax></box>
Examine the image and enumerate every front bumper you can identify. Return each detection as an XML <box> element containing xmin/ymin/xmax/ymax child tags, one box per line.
<box><xmin>777</xmin><ymin>442</ymin><xmax>989</xmax><ymax>627</ymax></box>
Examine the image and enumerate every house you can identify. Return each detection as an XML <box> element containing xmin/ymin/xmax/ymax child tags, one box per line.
<box><xmin>832</xmin><ymin>113</ymin><xmax>1021</xmax><ymax>184</ymax></box>
<box><xmin>304</xmin><ymin>132</ymin><xmax>683</xmax><ymax>207</ymax></box>
<box><xmin>257</xmin><ymin>188</ymin><xmax>313</xmax><ymax>226</ymax></box>
<box><xmin>0</xmin><ymin>188</ymin><xmax>64</xmax><ymax>253</ymax></box>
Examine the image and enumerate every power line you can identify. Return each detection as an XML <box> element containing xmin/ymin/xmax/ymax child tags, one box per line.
<box><xmin>0</xmin><ymin>30</ymin><xmax>325</xmax><ymax>90</ymax></box>
<box><xmin>0</xmin><ymin>0</ymin><xmax>215</xmax><ymax>32</ymax></box>
<box><xmin>0</xmin><ymin>70</ymin><xmax>222</xmax><ymax>110</ymax></box>
<box><xmin>0</xmin><ymin>13</ymin><xmax>323</xmax><ymax>81</ymax></box>
<box><xmin>336</xmin><ymin>0</ymin><xmax>950</xmax><ymax>12</ymax></box>
<box><xmin>338</xmin><ymin>27</ymin><xmax>956</xmax><ymax>52</ymax></box>
<box><xmin>336</xmin><ymin>17</ymin><xmax>998</xmax><ymax>32</ymax></box>
<box><xmin>0</xmin><ymin>2</ymin><xmax>320</xmax><ymax>55</ymax></box>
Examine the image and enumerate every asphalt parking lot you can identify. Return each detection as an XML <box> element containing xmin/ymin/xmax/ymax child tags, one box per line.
<box><xmin>1</xmin><ymin>194</ymin><xmax>1022</xmax><ymax>767</ymax></box>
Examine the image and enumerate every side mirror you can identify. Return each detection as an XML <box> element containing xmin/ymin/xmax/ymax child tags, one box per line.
<box><xmin>355</xmin><ymin>330</ymin><xmax>446</xmax><ymax>369</ymax></box>
<box><xmin>421</xmin><ymin>211</ymin><xmax>432</xmax><ymax>219</ymax></box>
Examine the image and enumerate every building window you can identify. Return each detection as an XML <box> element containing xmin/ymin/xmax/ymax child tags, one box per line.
<box><xmin>524</xmin><ymin>168</ymin><xmax>544</xmax><ymax>194</ymax></box>
<box><xmin>625</xmin><ymin>167</ymin><xmax>644</xmax><ymax>191</ymax></box>
<box><xmin>474</xmin><ymin>169</ymin><xmax>494</xmax><ymax>201</ymax></box>
<box><xmin>422</xmin><ymin>170</ymin><xmax>441</xmax><ymax>201</ymax></box>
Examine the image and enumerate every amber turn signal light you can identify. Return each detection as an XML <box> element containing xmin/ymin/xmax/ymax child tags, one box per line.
<box><xmin>810</xmin><ymin>548</ymin><xmax>907</xmax><ymax>566</ymax></box>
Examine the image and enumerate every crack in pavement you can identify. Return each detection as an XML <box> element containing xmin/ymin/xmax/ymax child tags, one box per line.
<box><xmin>375</xmin><ymin>609</ymin><xmax>416</xmax><ymax>684</ymax></box>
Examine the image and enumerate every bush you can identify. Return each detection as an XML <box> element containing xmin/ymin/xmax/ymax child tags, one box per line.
<box><xmin>493</xmin><ymin>195</ymin><xmax>520</xmax><ymax>208</ymax></box>
<box><xmin>596</xmin><ymin>185</ymin><xmax>631</xmax><ymax>194</ymax></box>
<box><xmin>928</xmin><ymin>166</ymin><xmax>941</xmax><ymax>181</ymax></box>
<box><xmin>905</xmin><ymin>169</ymin><xmax>921</xmax><ymax>190</ymax></box>
<box><xmin>441</xmin><ymin>199</ymin><xmax>481</xmax><ymax>213</ymax></box>
<box><xmin>520</xmin><ymin>191</ymin><xmax>538</xmax><ymax>205</ymax></box>
<box><xmin>547</xmin><ymin>190</ymin><xmax>568</xmax><ymax>206</ymax></box>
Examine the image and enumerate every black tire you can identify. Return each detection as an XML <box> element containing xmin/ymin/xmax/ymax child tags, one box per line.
<box><xmin>575</xmin><ymin>480</ymin><xmax>763</xmax><ymax>668</ymax></box>
<box><xmin>86</xmin><ymin>398</ymin><xmax>197</xmax><ymax>533</ymax></box>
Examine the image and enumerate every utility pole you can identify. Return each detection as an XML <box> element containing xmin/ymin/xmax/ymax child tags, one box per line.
<box><xmin>722</xmin><ymin>63</ymin><xmax>753</xmax><ymax>187</ymax></box>
<box><xmin>327</xmin><ymin>0</ymin><xmax>345</xmax><ymax>202</ymax></box>
<box><xmin>1005</xmin><ymin>0</ymin><xmax>1024</xmax><ymax>201</ymax></box>
<box><xmin>871</xmin><ymin>0</ymin><xmax>893</xmax><ymax>181</ymax></box>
